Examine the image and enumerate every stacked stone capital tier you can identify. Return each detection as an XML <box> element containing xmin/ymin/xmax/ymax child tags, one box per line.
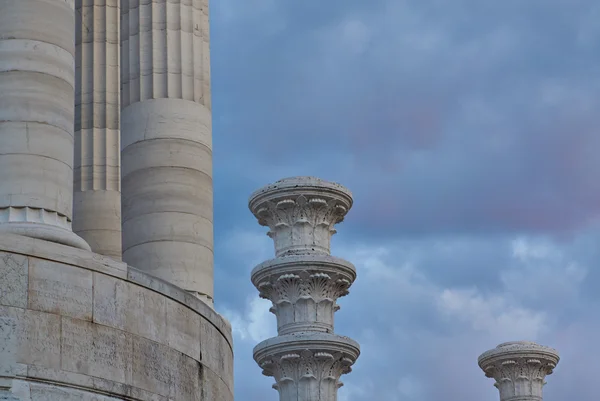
<box><xmin>251</xmin><ymin>254</ymin><xmax>356</xmax><ymax>335</ymax></box>
<box><xmin>249</xmin><ymin>177</ymin><xmax>360</xmax><ymax>401</ymax></box>
<box><xmin>249</xmin><ymin>176</ymin><xmax>353</xmax><ymax>257</ymax></box>
<box><xmin>478</xmin><ymin>341</ymin><xmax>560</xmax><ymax>401</ymax></box>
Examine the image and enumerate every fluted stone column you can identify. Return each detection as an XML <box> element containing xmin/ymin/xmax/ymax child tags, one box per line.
<box><xmin>73</xmin><ymin>0</ymin><xmax>123</xmax><ymax>259</ymax></box>
<box><xmin>0</xmin><ymin>0</ymin><xmax>90</xmax><ymax>251</ymax></box>
<box><xmin>120</xmin><ymin>0</ymin><xmax>214</xmax><ymax>301</ymax></box>
<box><xmin>249</xmin><ymin>177</ymin><xmax>360</xmax><ymax>401</ymax></box>
<box><xmin>478</xmin><ymin>341</ymin><xmax>560</xmax><ymax>401</ymax></box>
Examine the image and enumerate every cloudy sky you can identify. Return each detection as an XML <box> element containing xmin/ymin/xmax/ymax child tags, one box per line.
<box><xmin>208</xmin><ymin>1</ymin><xmax>600</xmax><ymax>400</ymax></box>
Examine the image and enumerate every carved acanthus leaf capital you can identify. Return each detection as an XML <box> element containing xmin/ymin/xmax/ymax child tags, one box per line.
<box><xmin>252</xmin><ymin>256</ymin><xmax>356</xmax><ymax>334</ymax></box>
<box><xmin>254</xmin><ymin>333</ymin><xmax>360</xmax><ymax>400</ymax></box>
<box><xmin>478</xmin><ymin>341</ymin><xmax>560</xmax><ymax>400</ymax></box>
<box><xmin>249</xmin><ymin>177</ymin><xmax>353</xmax><ymax>257</ymax></box>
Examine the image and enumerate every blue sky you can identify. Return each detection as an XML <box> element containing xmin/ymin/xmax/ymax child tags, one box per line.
<box><xmin>208</xmin><ymin>1</ymin><xmax>600</xmax><ymax>400</ymax></box>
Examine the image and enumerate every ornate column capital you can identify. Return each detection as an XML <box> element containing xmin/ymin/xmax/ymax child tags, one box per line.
<box><xmin>254</xmin><ymin>333</ymin><xmax>360</xmax><ymax>400</ymax></box>
<box><xmin>249</xmin><ymin>177</ymin><xmax>353</xmax><ymax>257</ymax></box>
<box><xmin>478</xmin><ymin>341</ymin><xmax>560</xmax><ymax>401</ymax></box>
<box><xmin>252</xmin><ymin>255</ymin><xmax>356</xmax><ymax>335</ymax></box>
<box><xmin>249</xmin><ymin>177</ymin><xmax>359</xmax><ymax>401</ymax></box>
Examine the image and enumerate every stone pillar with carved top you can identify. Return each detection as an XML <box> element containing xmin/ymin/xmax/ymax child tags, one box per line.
<box><xmin>478</xmin><ymin>341</ymin><xmax>560</xmax><ymax>401</ymax></box>
<box><xmin>0</xmin><ymin>0</ymin><xmax>90</xmax><ymax>251</ymax></box>
<box><xmin>249</xmin><ymin>177</ymin><xmax>360</xmax><ymax>401</ymax></box>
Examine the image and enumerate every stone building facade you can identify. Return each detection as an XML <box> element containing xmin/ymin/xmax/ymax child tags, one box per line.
<box><xmin>0</xmin><ymin>0</ymin><xmax>230</xmax><ymax>400</ymax></box>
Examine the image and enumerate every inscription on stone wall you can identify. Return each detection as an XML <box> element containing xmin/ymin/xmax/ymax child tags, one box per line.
<box><xmin>0</xmin><ymin>307</ymin><xmax>61</xmax><ymax>369</ymax></box>
<box><xmin>132</xmin><ymin>336</ymin><xmax>171</xmax><ymax>397</ymax></box>
<box><xmin>29</xmin><ymin>258</ymin><xmax>93</xmax><ymax>321</ymax></box>
<box><xmin>93</xmin><ymin>273</ymin><xmax>167</xmax><ymax>344</ymax></box>
<box><xmin>166</xmin><ymin>298</ymin><xmax>201</xmax><ymax>360</ymax></box>
<box><xmin>200</xmin><ymin>318</ymin><xmax>233</xmax><ymax>390</ymax></box>
<box><xmin>61</xmin><ymin>317</ymin><xmax>133</xmax><ymax>385</ymax></box>
<box><xmin>0</xmin><ymin>252</ymin><xmax>28</xmax><ymax>308</ymax></box>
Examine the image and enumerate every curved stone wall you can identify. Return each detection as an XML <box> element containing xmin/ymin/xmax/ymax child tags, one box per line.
<box><xmin>0</xmin><ymin>233</ymin><xmax>232</xmax><ymax>401</ymax></box>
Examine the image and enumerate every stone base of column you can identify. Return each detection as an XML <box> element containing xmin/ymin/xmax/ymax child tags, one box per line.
<box><xmin>254</xmin><ymin>333</ymin><xmax>359</xmax><ymax>401</ymax></box>
<box><xmin>0</xmin><ymin>207</ymin><xmax>90</xmax><ymax>251</ymax></box>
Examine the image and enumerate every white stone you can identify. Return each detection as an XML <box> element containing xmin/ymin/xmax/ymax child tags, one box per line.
<box><xmin>28</xmin><ymin>258</ymin><xmax>93</xmax><ymax>321</ymax></box>
<box><xmin>249</xmin><ymin>177</ymin><xmax>360</xmax><ymax>401</ymax></box>
<box><xmin>0</xmin><ymin>317</ymin><xmax>18</xmax><ymax>389</ymax></box>
<box><xmin>0</xmin><ymin>0</ymin><xmax>89</xmax><ymax>251</ymax></box>
<box><xmin>478</xmin><ymin>341</ymin><xmax>560</xmax><ymax>401</ymax></box>
<box><xmin>254</xmin><ymin>333</ymin><xmax>360</xmax><ymax>400</ymax></box>
<box><xmin>0</xmin><ymin>253</ymin><xmax>28</xmax><ymax>309</ymax></box>
<box><xmin>73</xmin><ymin>0</ymin><xmax>122</xmax><ymax>259</ymax></box>
<box><xmin>249</xmin><ymin>177</ymin><xmax>353</xmax><ymax>257</ymax></box>
<box><xmin>120</xmin><ymin>0</ymin><xmax>215</xmax><ymax>302</ymax></box>
<box><xmin>252</xmin><ymin>255</ymin><xmax>356</xmax><ymax>335</ymax></box>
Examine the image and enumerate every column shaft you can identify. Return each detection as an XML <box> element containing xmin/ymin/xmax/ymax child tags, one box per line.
<box><xmin>0</xmin><ymin>0</ymin><xmax>89</xmax><ymax>250</ymax></box>
<box><xmin>120</xmin><ymin>0</ymin><xmax>214</xmax><ymax>301</ymax></box>
<box><xmin>74</xmin><ymin>0</ymin><xmax>123</xmax><ymax>259</ymax></box>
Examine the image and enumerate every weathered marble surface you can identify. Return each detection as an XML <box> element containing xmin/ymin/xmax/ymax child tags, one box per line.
<box><xmin>478</xmin><ymin>341</ymin><xmax>560</xmax><ymax>401</ymax></box>
<box><xmin>252</xmin><ymin>255</ymin><xmax>356</xmax><ymax>335</ymax></box>
<box><xmin>0</xmin><ymin>0</ymin><xmax>89</xmax><ymax>251</ymax></box>
<box><xmin>73</xmin><ymin>0</ymin><xmax>122</xmax><ymax>259</ymax></box>
<box><xmin>249</xmin><ymin>177</ymin><xmax>359</xmax><ymax>401</ymax></box>
<box><xmin>0</xmin><ymin>233</ymin><xmax>232</xmax><ymax>401</ymax></box>
<box><xmin>120</xmin><ymin>0</ymin><xmax>215</xmax><ymax>302</ymax></box>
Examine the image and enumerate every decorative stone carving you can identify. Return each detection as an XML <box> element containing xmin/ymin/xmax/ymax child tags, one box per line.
<box><xmin>249</xmin><ymin>177</ymin><xmax>353</xmax><ymax>257</ymax></box>
<box><xmin>478</xmin><ymin>341</ymin><xmax>560</xmax><ymax>401</ymax></box>
<box><xmin>254</xmin><ymin>333</ymin><xmax>359</xmax><ymax>400</ymax></box>
<box><xmin>249</xmin><ymin>177</ymin><xmax>360</xmax><ymax>401</ymax></box>
<box><xmin>252</xmin><ymin>255</ymin><xmax>356</xmax><ymax>335</ymax></box>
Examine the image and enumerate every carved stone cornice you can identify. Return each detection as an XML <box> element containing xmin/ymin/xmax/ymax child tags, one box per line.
<box><xmin>478</xmin><ymin>341</ymin><xmax>560</xmax><ymax>401</ymax></box>
<box><xmin>248</xmin><ymin>177</ymin><xmax>353</xmax><ymax>257</ymax></box>
<box><xmin>252</xmin><ymin>255</ymin><xmax>356</xmax><ymax>335</ymax></box>
<box><xmin>254</xmin><ymin>333</ymin><xmax>360</xmax><ymax>400</ymax></box>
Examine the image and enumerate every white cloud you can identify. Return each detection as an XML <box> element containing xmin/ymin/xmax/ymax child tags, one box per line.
<box><xmin>222</xmin><ymin>296</ymin><xmax>276</xmax><ymax>343</ymax></box>
<box><xmin>438</xmin><ymin>288</ymin><xmax>547</xmax><ymax>340</ymax></box>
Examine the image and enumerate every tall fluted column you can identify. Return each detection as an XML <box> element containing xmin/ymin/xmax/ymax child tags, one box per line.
<box><xmin>73</xmin><ymin>0</ymin><xmax>123</xmax><ymax>259</ymax></box>
<box><xmin>478</xmin><ymin>341</ymin><xmax>560</xmax><ymax>401</ymax></box>
<box><xmin>0</xmin><ymin>0</ymin><xmax>90</xmax><ymax>250</ymax></box>
<box><xmin>249</xmin><ymin>177</ymin><xmax>360</xmax><ymax>401</ymax></box>
<box><xmin>120</xmin><ymin>0</ymin><xmax>214</xmax><ymax>302</ymax></box>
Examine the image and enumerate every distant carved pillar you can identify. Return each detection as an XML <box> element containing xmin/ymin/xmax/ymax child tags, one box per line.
<box><xmin>478</xmin><ymin>341</ymin><xmax>560</xmax><ymax>401</ymax></box>
<box><xmin>120</xmin><ymin>0</ymin><xmax>214</xmax><ymax>302</ymax></box>
<box><xmin>249</xmin><ymin>177</ymin><xmax>360</xmax><ymax>401</ymax></box>
<box><xmin>73</xmin><ymin>0</ymin><xmax>123</xmax><ymax>259</ymax></box>
<box><xmin>0</xmin><ymin>0</ymin><xmax>90</xmax><ymax>251</ymax></box>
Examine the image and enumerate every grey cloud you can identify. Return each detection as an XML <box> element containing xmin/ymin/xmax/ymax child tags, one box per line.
<box><xmin>211</xmin><ymin>0</ymin><xmax>600</xmax><ymax>236</ymax></box>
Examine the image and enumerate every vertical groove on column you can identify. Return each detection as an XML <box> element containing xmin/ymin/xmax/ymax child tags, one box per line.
<box><xmin>168</xmin><ymin>0</ymin><xmax>182</xmax><ymax>98</ymax></box>
<box><xmin>74</xmin><ymin>0</ymin><xmax>122</xmax><ymax>259</ymax></box>
<box><xmin>182</xmin><ymin>0</ymin><xmax>194</xmax><ymax>100</ymax></box>
<box><xmin>121</xmin><ymin>0</ymin><xmax>214</xmax><ymax>300</ymax></box>
<box><xmin>121</xmin><ymin>0</ymin><xmax>130</xmax><ymax>112</ymax></box>
<box><xmin>192</xmin><ymin>1</ymin><xmax>201</xmax><ymax>104</ymax></box>
<box><xmin>139</xmin><ymin>0</ymin><xmax>151</xmax><ymax>100</ymax></box>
